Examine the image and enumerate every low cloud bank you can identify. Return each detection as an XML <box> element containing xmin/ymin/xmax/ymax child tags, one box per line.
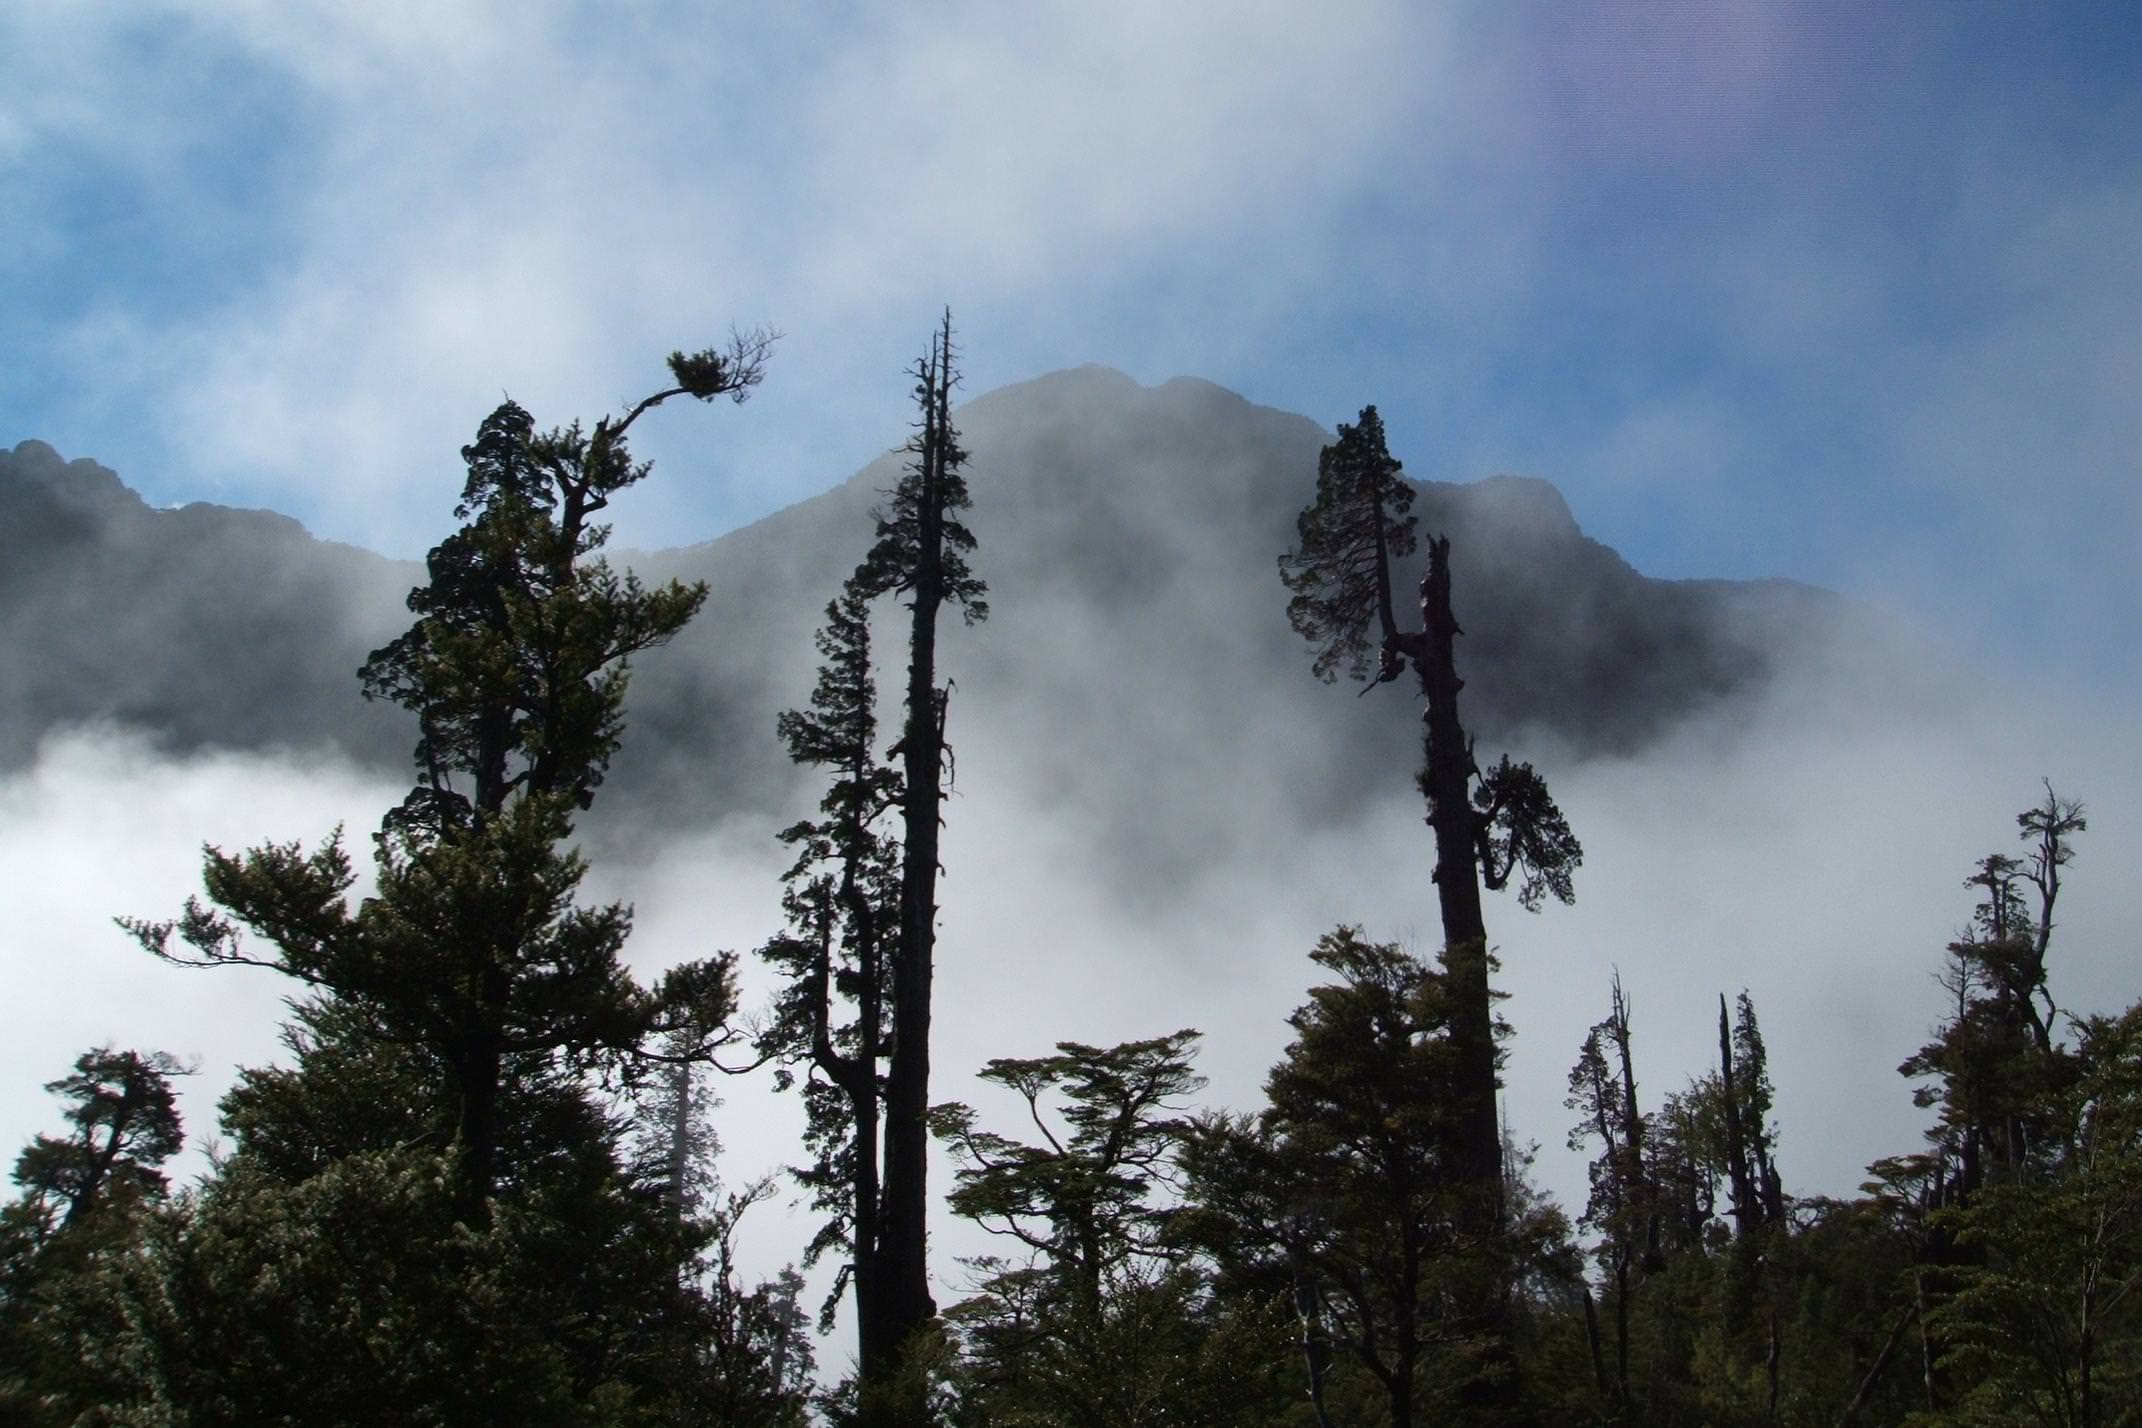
<box><xmin>7</xmin><ymin>611</ymin><xmax>2134</xmax><ymax>1339</ymax></box>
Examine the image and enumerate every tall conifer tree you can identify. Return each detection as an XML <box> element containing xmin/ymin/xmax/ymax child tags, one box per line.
<box><xmin>1281</xmin><ymin>408</ymin><xmax>1580</xmax><ymax>1417</ymax></box>
<box><xmin>764</xmin><ymin>313</ymin><xmax>982</xmax><ymax>1420</ymax></box>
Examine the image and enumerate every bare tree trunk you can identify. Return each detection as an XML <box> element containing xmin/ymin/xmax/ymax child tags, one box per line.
<box><xmin>1416</xmin><ymin>539</ymin><xmax>1496</xmax><ymax>1200</ymax></box>
<box><xmin>1836</xmin><ymin>1299</ymin><xmax>1917</xmax><ymax>1427</ymax></box>
<box><xmin>874</xmin><ymin>317</ymin><xmax>959</xmax><ymax>1421</ymax></box>
<box><xmin>1414</xmin><ymin>536</ymin><xmax>1518</xmax><ymax>1418</ymax></box>
<box><xmin>1582</xmin><ymin>1285</ymin><xmax>1610</xmax><ymax>1405</ymax></box>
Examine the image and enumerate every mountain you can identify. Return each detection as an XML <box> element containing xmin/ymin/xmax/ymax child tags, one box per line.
<box><xmin>1</xmin><ymin>367</ymin><xmax>1841</xmax><ymax>877</ymax></box>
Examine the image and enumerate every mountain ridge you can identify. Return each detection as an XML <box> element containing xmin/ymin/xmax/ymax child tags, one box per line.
<box><xmin>3</xmin><ymin>368</ymin><xmax>1845</xmax><ymax>862</ymax></box>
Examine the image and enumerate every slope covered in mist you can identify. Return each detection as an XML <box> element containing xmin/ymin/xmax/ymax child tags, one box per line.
<box><xmin>1</xmin><ymin>366</ymin><xmax>1839</xmax><ymax>866</ymax></box>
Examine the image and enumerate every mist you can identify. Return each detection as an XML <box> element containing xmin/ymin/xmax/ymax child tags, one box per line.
<box><xmin>9</xmin><ymin>552</ymin><xmax>2129</xmax><ymax>1344</ymax></box>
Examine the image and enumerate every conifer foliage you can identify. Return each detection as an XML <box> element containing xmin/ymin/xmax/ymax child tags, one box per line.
<box><xmin>86</xmin><ymin>338</ymin><xmax>785</xmax><ymax>1423</ymax></box>
<box><xmin>1282</xmin><ymin>404</ymin><xmax>1582</xmax><ymax>1416</ymax></box>
<box><xmin>12</xmin><ymin>344</ymin><xmax>2142</xmax><ymax>1427</ymax></box>
<box><xmin>762</xmin><ymin>312</ymin><xmax>984</xmax><ymax>1423</ymax></box>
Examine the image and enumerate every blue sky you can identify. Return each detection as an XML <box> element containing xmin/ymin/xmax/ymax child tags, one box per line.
<box><xmin>6</xmin><ymin>1</ymin><xmax>2140</xmax><ymax>688</ymax></box>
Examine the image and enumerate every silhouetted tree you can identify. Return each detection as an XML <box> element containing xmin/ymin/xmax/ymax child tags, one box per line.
<box><xmin>9</xmin><ymin>1048</ymin><xmax>185</xmax><ymax>1236</ymax></box>
<box><xmin>0</xmin><ymin>1048</ymin><xmax>185</xmax><ymax>1419</ymax></box>
<box><xmin>1924</xmin><ymin>1001</ymin><xmax>2142</xmax><ymax>1427</ymax></box>
<box><xmin>1280</xmin><ymin>405</ymin><xmax>1417</xmax><ymax>686</ymax></box>
<box><xmin>762</xmin><ymin>314</ymin><xmax>982</xmax><ymax>1421</ymax></box>
<box><xmin>938</xmin><ymin>1031</ymin><xmax>1203</xmax><ymax>1313</ymax></box>
<box><xmin>1184</xmin><ymin>929</ymin><xmax>1567</xmax><ymax>1427</ymax></box>
<box><xmin>1282</xmin><ymin>407</ymin><xmax>1580</xmax><ymax>1415</ymax></box>
<box><xmin>853</xmin><ymin>311</ymin><xmax>986</xmax><ymax>1420</ymax></box>
<box><xmin>1867</xmin><ymin>786</ymin><xmax>2094</xmax><ymax>1419</ymax></box>
<box><xmin>759</xmin><ymin>580</ymin><xmax>904</xmax><ymax>1366</ymax></box>
<box><xmin>933</xmin><ymin>1033</ymin><xmax>1283</xmax><ymax>1424</ymax></box>
<box><xmin>1899</xmin><ymin>786</ymin><xmax>2086</xmax><ymax>1212</ymax></box>
<box><xmin>106</xmin><ymin>342</ymin><xmax>773</xmax><ymax>1421</ymax></box>
<box><xmin>127</xmin><ymin>338</ymin><xmax>769</xmax><ymax>1210</ymax></box>
<box><xmin>1567</xmin><ymin>975</ymin><xmax>1657</xmax><ymax>1417</ymax></box>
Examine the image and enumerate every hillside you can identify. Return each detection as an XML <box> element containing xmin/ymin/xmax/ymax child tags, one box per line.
<box><xmin>1</xmin><ymin>367</ymin><xmax>1841</xmax><ymax>865</ymax></box>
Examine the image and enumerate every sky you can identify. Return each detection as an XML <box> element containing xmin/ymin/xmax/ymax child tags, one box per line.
<box><xmin>5</xmin><ymin>0</ymin><xmax>2142</xmax><ymax>1357</ymax></box>
<box><xmin>8</xmin><ymin>1</ymin><xmax>2140</xmax><ymax>683</ymax></box>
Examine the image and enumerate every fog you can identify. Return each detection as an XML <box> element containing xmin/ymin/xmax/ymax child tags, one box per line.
<box><xmin>4</xmin><ymin>370</ymin><xmax>2136</xmax><ymax>1374</ymax></box>
<box><xmin>8</xmin><ymin>583</ymin><xmax>2133</xmax><ymax>1347</ymax></box>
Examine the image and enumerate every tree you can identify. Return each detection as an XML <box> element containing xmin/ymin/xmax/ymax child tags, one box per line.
<box><xmin>1281</xmin><ymin>408</ymin><xmax>1580</xmax><ymax>1414</ymax></box>
<box><xmin>854</xmin><ymin>310</ymin><xmax>987</xmax><ymax>1418</ymax></box>
<box><xmin>1900</xmin><ymin>787</ymin><xmax>2087</xmax><ymax>1213</ymax></box>
<box><xmin>1921</xmin><ymin>1001</ymin><xmax>2142</xmax><ymax>1427</ymax></box>
<box><xmin>683</xmin><ymin>1180</ymin><xmax>818</xmax><ymax>1427</ymax></box>
<box><xmin>938</xmin><ymin>1031</ymin><xmax>1202</xmax><ymax>1311</ymax></box>
<box><xmin>1566</xmin><ymin>975</ymin><xmax>1658</xmax><ymax>1416</ymax></box>
<box><xmin>0</xmin><ymin>1048</ymin><xmax>186</xmax><ymax>1420</ymax></box>
<box><xmin>1873</xmin><ymin>788</ymin><xmax>2124</xmax><ymax>1425</ymax></box>
<box><xmin>1280</xmin><ymin>405</ymin><xmax>1417</xmax><ymax>686</ymax></box>
<box><xmin>759</xmin><ymin>315</ymin><xmax>981</xmax><ymax>1420</ymax></box>
<box><xmin>8</xmin><ymin>1048</ymin><xmax>185</xmax><ymax>1237</ymax></box>
<box><xmin>107</xmin><ymin>340</ymin><xmax>773</xmax><ymax>1420</ymax></box>
<box><xmin>932</xmin><ymin>1033</ymin><xmax>1281</xmax><ymax>1426</ymax></box>
<box><xmin>1716</xmin><ymin>992</ymin><xmax>1784</xmax><ymax>1241</ymax></box>
<box><xmin>127</xmin><ymin>336</ymin><xmax>770</xmax><ymax>1211</ymax></box>
<box><xmin>758</xmin><ymin>579</ymin><xmax>904</xmax><ymax>1370</ymax></box>
<box><xmin>1183</xmin><ymin>929</ymin><xmax>1561</xmax><ymax>1428</ymax></box>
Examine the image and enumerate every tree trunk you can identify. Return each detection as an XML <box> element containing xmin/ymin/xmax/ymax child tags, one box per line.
<box><xmin>1720</xmin><ymin>995</ymin><xmax>1758</xmax><ymax>1240</ymax></box>
<box><xmin>455</xmin><ymin>1012</ymin><xmax>504</xmax><ymax>1215</ymax></box>
<box><xmin>1582</xmin><ymin>1285</ymin><xmax>1610</xmax><ymax>1405</ymax></box>
<box><xmin>1836</xmin><ymin>1299</ymin><xmax>1916</xmax><ymax>1427</ymax></box>
<box><xmin>873</xmin><ymin>321</ymin><xmax>957</xmax><ymax>1420</ymax></box>
<box><xmin>1413</xmin><ymin>535</ymin><xmax>1518</xmax><ymax>1416</ymax></box>
<box><xmin>1416</xmin><ymin>537</ymin><xmax>1495</xmax><ymax>1198</ymax></box>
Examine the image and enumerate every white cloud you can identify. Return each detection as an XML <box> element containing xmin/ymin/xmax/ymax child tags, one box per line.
<box><xmin>5</xmin><ymin>603</ymin><xmax>2136</xmax><ymax>1353</ymax></box>
<box><xmin>0</xmin><ymin>728</ymin><xmax>401</xmax><ymax>1186</ymax></box>
<box><xmin>34</xmin><ymin>1</ymin><xmax>1452</xmax><ymax>557</ymax></box>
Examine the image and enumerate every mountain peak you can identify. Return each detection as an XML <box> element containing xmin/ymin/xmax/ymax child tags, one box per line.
<box><xmin>1449</xmin><ymin>473</ymin><xmax>1581</xmax><ymax>544</ymax></box>
<box><xmin>4</xmin><ymin>440</ymin><xmax>145</xmax><ymax>521</ymax></box>
<box><xmin>1</xmin><ymin>373</ymin><xmax>1843</xmax><ymax>818</ymax></box>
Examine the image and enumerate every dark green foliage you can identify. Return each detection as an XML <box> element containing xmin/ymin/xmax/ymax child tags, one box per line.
<box><xmin>360</xmin><ymin>327</ymin><xmax>771</xmax><ymax>836</ymax></box>
<box><xmin>1898</xmin><ymin>787</ymin><xmax>2086</xmax><ymax>1208</ymax></box>
<box><xmin>0</xmin><ymin>1048</ymin><xmax>186</xmax><ymax>1421</ymax></box>
<box><xmin>937</xmin><ymin>1030</ymin><xmax>1203</xmax><ymax>1307</ymax></box>
<box><xmin>1183</xmin><ymin>929</ymin><xmax>1554</xmax><ymax>1427</ymax></box>
<box><xmin>852</xmin><ymin>316</ymin><xmax>986</xmax><ymax>624</ymax></box>
<box><xmin>1279</xmin><ymin>405</ymin><xmax>1417</xmax><ymax>685</ymax></box>
<box><xmin>127</xmin><ymin>355</ymin><xmax>760</xmax><ymax>1210</ymax></box>
<box><xmin>10</xmin><ymin>1048</ymin><xmax>184</xmax><ymax>1235</ymax></box>
<box><xmin>358</xmin><ymin>395</ymin><xmax>705</xmax><ymax>832</ymax></box>
<box><xmin>942</xmin><ymin>1260</ymin><xmax>1298</xmax><ymax>1428</ymax></box>
<box><xmin>758</xmin><ymin>582</ymin><xmax>902</xmax><ymax>1309</ymax></box>
<box><xmin>672</xmin><ymin>1178</ymin><xmax>819</xmax><ymax>1428</ymax></box>
<box><xmin>1472</xmin><ymin>755</ymin><xmax>1583</xmax><ymax>912</ymax></box>
<box><xmin>1913</xmin><ymin>1003</ymin><xmax>2142</xmax><ymax>1425</ymax></box>
<box><xmin>81</xmin><ymin>349</ymin><xmax>772</xmax><ymax>1420</ymax></box>
<box><xmin>1567</xmin><ymin>976</ymin><xmax>1658</xmax><ymax>1415</ymax></box>
<box><xmin>938</xmin><ymin>1033</ymin><xmax>1298</xmax><ymax>1426</ymax></box>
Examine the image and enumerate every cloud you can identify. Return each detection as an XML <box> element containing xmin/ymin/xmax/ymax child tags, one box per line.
<box><xmin>0</xmin><ymin>728</ymin><xmax>402</xmax><ymax>1184</ymax></box>
<box><xmin>6</xmin><ymin>570</ymin><xmax>2136</xmax><ymax>1355</ymax></box>
<box><xmin>26</xmin><ymin>1</ymin><xmax>1451</xmax><ymax>560</ymax></box>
